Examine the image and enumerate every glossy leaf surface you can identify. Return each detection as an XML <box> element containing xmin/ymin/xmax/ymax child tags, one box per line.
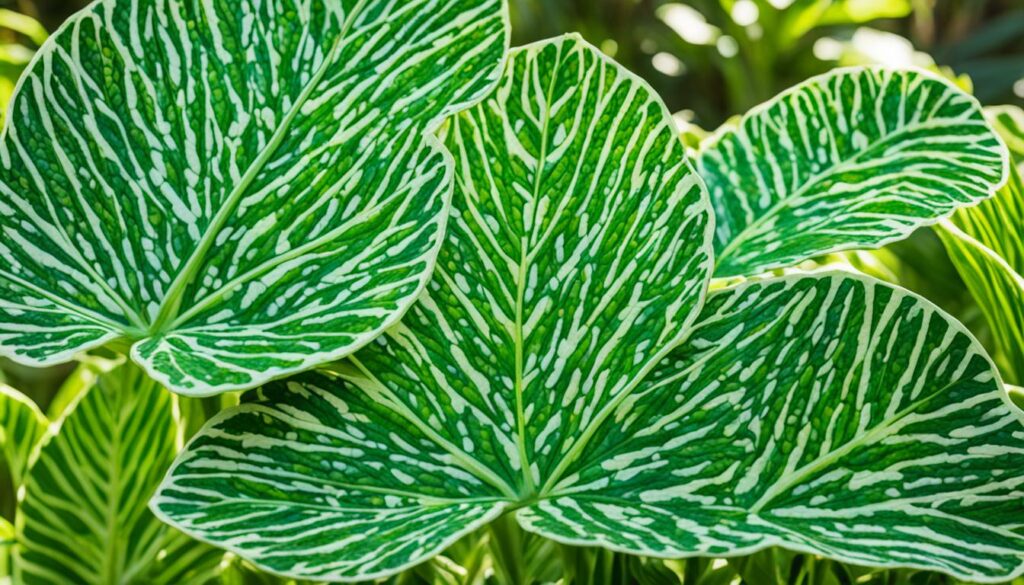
<box><xmin>700</xmin><ymin>67</ymin><xmax>1007</xmax><ymax>277</ymax></box>
<box><xmin>153</xmin><ymin>34</ymin><xmax>714</xmax><ymax>581</ymax></box>
<box><xmin>0</xmin><ymin>0</ymin><xmax>508</xmax><ymax>395</ymax></box>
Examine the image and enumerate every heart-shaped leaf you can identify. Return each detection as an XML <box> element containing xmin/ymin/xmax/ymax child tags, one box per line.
<box><xmin>0</xmin><ymin>0</ymin><xmax>508</xmax><ymax>395</ymax></box>
<box><xmin>15</xmin><ymin>363</ymin><xmax>220</xmax><ymax>584</ymax></box>
<box><xmin>152</xmin><ymin>34</ymin><xmax>715</xmax><ymax>581</ymax></box>
<box><xmin>699</xmin><ymin>67</ymin><xmax>1008</xmax><ymax>278</ymax></box>
<box><xmin>517</xmin><ymin>272</ymin><xmax>1024</xmax><ymax>581</ymax></box>
<box><xmin>0</xmin><ymin>384</ymin><xmax>46</xmax><ymax>489</ymax></box>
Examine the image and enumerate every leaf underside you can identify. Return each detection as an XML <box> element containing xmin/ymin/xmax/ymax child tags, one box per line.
<box><xmin>0</xmin><ymin>0</ymin><xmax>507</xmax><ymax>395</ymax></box>
<box><xmin>700</xmin><ymin>66</ymin><xmax>1007</xmax><ymax>278</ymax></box>
<box><xmin>154</xmin><ymin>39</ymin><xmax>1024</xmax><ymax>582</ymax></box>
<box><xmin>15</xmin><ymin>363</ymin><xmax>219</xmax><ymax>584</ymax></box>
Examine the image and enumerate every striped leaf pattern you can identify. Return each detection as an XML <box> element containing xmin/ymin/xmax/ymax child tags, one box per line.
<box><xmin>152</xmin><ymin>35</ymin><xmax>715</xmax><ymax>581</ymax></box>
<box><xmin>0</xmin><ymin>384</ymin><xmax>46</xmax><ymax>488</ymax></box>
<box><xmin>940</xmin><ymin>104</ymin><xmax>1024</xmax><ymax>385</ymax></box>
<box><xmin>15</xmin><ymin>363</ymin><xmax>220</xmax><ymax>584</ymax></box>
<box><xmin>0</xmin><ymin>0</ymin><xmax>508</xmax><ymax>395</ymax></box>
<box><xmin>938</xmin><ymin>164</ymin><xmax>1024</xmax><ymax>384</ymax></box>
<box><xmin>517</xmin><ymin>273</ymin><xmax>1024</xmax><ymax>581</ymax></box>
<box><xmin>989</xmin><ymin>105</ymin><xmax>1024</xmax><ymax>163</ymax></box>
<box><xmin>699</xmin><ymin>67</ymin><xmax>1008</xmax><ymax>278</ymax></box>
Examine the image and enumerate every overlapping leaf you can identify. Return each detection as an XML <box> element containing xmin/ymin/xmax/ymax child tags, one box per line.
<box><xmin>0</xmin><ymin>0</ymin><xmax>509</xmax><ymax>395</ymax></box>
<box><xmin>152</xmin><ymin>34</ymin><xmax>715</xmax><ymax>581</ymax></box>
<box><xmin>699</xmin><ymin>67</ymin><xmax>1007</xmax><ymax>278</ymax></box>
<box><xmin>155</xmin><ymin>36</ymin><xmax>1024</xmax><ymax>582</ymax></box>
<box><xmin>0</xmin><ymin>384</ymin><xmax>45</xmax><ymax>489</ymax></box>
<box><xmin>938</xmin><ymin>163</ymin><xmax>1024</xmax><ymax>384</ymax></box>
<box><xmin>989</xmin><ymin>105</ymin><xmax>1024</xmax><ymax>163</ymax></box>
<box><xmin>15</xmin><ymin>363</ymin><xmax>220</xmax><ymax>584</ymax></box>
<box><xmin>519</xmin><ymin>273</ymin><xmax>1024</xmax><ymax>581</ymax></box>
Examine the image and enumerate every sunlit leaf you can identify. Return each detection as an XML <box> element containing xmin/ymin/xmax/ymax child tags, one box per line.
<box><xmin>14</xmin><ymin>363</ymin><xmax>219</xmax><ymax>584</ymax></box>
<box><xmin>699</xmin><ymin>67</ymin><xmax>1007</xmax><ymax>277</ymax></box>
<box><xmin>152</xmin><ymin>34</ymin><xmax>715</xmax><ymax>581</ymax></box>
<box><xmin>518</xmin><ymin>272</ymin><xmax>1024</xmax><ymax>581</ymax></box>
<box><xmin>0</xmin><ymin>384</ymin><xmax>45</xmax><ymax>489</ymax></box>
<box><xmin>0</xmin><ymin>0</ymin><xmax>508</xmax><ymax>395</ymax></box>
<box><xmin>0</xmin><ymin>9</ymin><xmax>47</xmax><ymax>46</ymax></box>
<box><xmin>988</xmin><ymin>105</ymin><xmax>1024</xmax><ymax>164</ymax></box>
<box><xmin>937</xmin><ymin>151</ymin><xmax>1023</xmax><ymax>384</ymax></box>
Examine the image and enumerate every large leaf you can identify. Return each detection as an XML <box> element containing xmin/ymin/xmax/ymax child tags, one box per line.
<box><xmin>14</xmin><ymin>363</ymin><xmax>220</xmax><ymax>584</ymax></box>
<box><xmin>0</xmin><ymin>384</ymin><xmax>45</xmax><ymax>489</ymax></box>
<box><xmin>699</xmin><ymin>67</ymin><xmax>1008</xmax><ymax>278</ymax></box>
<box><xmin>152</xmin><ymin>34</ymin><xmax>715</xmax><ymax>581</ymax></box>
<box><xmin>0</xmin><ymin>0</ymin><xmax>509</xmax><ymax>395</ymax></box>
<box><xmin>518</xmin><ymin>272</ymin><xmax>1024</xmax><ymax>581</ymax></box>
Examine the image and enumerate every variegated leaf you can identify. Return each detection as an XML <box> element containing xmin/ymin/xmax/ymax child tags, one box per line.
<box><xmin>0</xmin><ymin>383</ymin><xmax>46</xmax><ymax>489</ymax></box>
<box><xmin>0</xmin><ymin>0</ymin><xmax>508</xmax><ymax>395</ymax></box>
<box><xmin>14</xmin><ymin>363</ymin><xmax>220</xmax><ymax>584</ymax></box>
<box><xmin>989</xmin><ymin>105</ymin><xmax>1024</xmax><ymax>163</ymax></box>
<box><xmin>699</xmin><ymin>67</ymin><xmax>1008</xmax><ymax>277</ymax></box>
<box><xmin>518</xmin><ymin>272</ymin><xmax>1024</xmax><ymax>581</ymax></box>
<box><xmin>152</xmin><ymin>34</ymin><xmax>715</xmax><ymax>581</ymax></box>
<box><xmin>937</xmin><ymin>165</ymin><xmax>1024</xmax><ymax>384</ymax></box>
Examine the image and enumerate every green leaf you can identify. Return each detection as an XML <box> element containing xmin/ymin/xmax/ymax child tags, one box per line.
<box><xmin>699</xmin><ymin>67</ymin><xmax>1008</xmax><ymax>278</ymax></box>
<box><xmin>14</xmin><ymin>363</ymin><xmax>219</xmax><ymax>584</ymax></box>
<box><xmin>152</xmin><ymin>34</ymin><xmax>714</xmax><ymax>581</ymax></box>
<box><xmin>987</xmin><ymin>105</ymin><xmax>1024</xmax><ymax>163</ymax></box>
<box><xmin>0</xmin><ymin>516</ymin><xmax>12</xmax><ymax>579</ymax></box>
<box><xmin>0</xmin><ymin>0</ymin><xmax>509</xmax><ymax>395</ymax></box>
<box><xmin>937</xmin><ymin>162</ymin><xmax>1023</xmax><ymax>384</ymax></box>
<box><xmin>937</xmin><ymin>235</ymin><xmax>1023</xmax><ymax>384</ymax></box>
<box><xmin>516</xmin><ymin>272</ymin><xmax>1024</xmax><ymax>582</ymax></box>
<box><xmin>0</xmin><ymin>384</ymin><xmax>45</xmax><ymax>489</ymax></box>
<box><xmin>0</xmin><ymin>9</ymin><xmax>47</xmax><ymax>47</ymax></box>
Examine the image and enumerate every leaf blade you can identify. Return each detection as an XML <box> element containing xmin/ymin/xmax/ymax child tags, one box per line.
<box><xmin>151</xmin><ymin>370</ymin><xmax>510</xmax><ymax>582</ymax></box>
<box><xmin>0</xmin><ymin>0</ymin><xmax>509</xmax><ymax>395</ymax></box>
<box><xmin>517</xmin><ymin>272</ymin><xmax>1024</xmax><ymax>582</ymax></box>
<box><xmin>700</xmin><ymin>67</ymin><xmax>1008</xmax><ymax>277</ymax></box>
<box><xmin>14</xmin><ymin>363</ymin><xmax>217</xmax><ymax>584</ymax></box>
<box><xmin>0</xmin><ymin>383</ymin><xmax>46</xmax><ymax>489</ymax></box>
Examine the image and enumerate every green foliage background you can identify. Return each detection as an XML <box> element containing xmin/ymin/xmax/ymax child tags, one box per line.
<box><xmin>0</xmin><ymin>0</ymin><xmax>1023</xmax><ymax>584</ymax></box>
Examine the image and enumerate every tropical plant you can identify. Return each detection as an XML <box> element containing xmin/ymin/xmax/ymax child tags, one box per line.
<box><xmin>937</xmin><ymin>105</ymin><xmax>1024</xmax><ymax>398</ymax></box>
<box><xmin>1</xmin><ymin>0</ymin><xmax>1023</xmax><ymax>584</ymax></box>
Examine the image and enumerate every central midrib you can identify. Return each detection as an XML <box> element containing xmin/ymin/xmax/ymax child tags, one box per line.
<box><xmin>146</xmin><ymin>2</ymin><xmax>369</xmax><ymax>335</ymax></box>
<box><xmin>714</xmin><ymin>117</ymin><xmax>964</xmax><ymax>269</ymax></box>
<box><xmin>511</xmin><ymin>45</ymin><xmax>565</xmax><ymax>500</ymax></box>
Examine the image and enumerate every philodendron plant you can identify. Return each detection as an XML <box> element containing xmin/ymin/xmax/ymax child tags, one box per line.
<box><xmin>1</xmin><ymin>0</ymin><xmax>1023</xmax><ymax>584</ymax></box>
<box><xmin>150</xmin><ymin>31</ymin><xmax>1020</xmax><ymax>584</ymax></box>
